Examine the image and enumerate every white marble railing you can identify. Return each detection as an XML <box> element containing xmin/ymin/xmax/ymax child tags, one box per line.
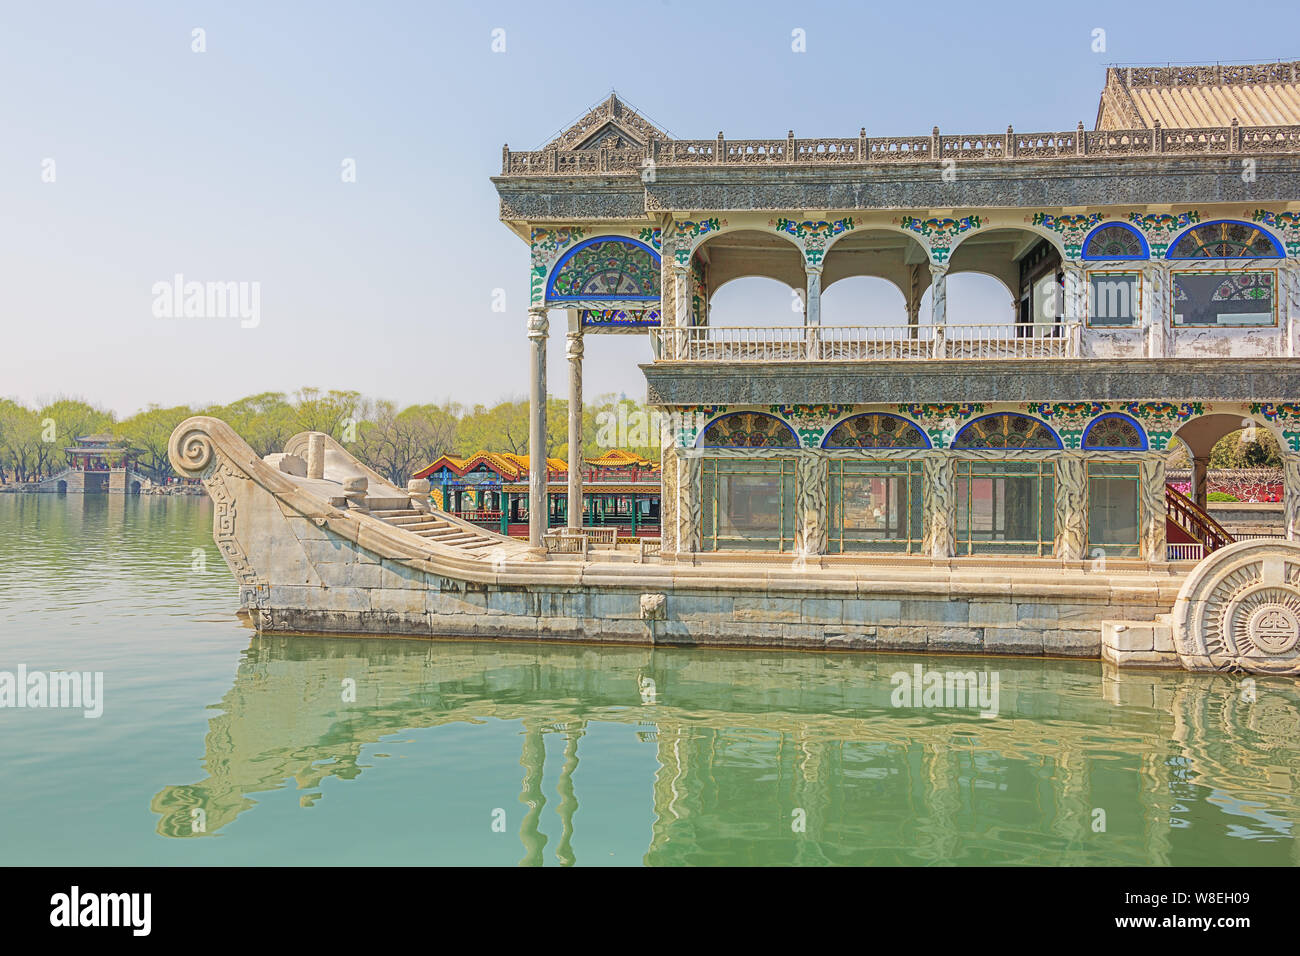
<box><xmin>1167</xmin><ymin>543</ymin><xmax>1206</xmax><ymax>561</ymax></box>
<box><xmin>652</xmin><ymin>325</ymin><xmax>1081</xmax><ymax>362</ymax></box>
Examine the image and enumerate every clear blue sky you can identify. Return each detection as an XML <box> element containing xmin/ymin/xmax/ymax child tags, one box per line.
<box><xmin>2</xmin><ymin>0</ymin><xmax>1296</xmax><ymax>416</ymax></box>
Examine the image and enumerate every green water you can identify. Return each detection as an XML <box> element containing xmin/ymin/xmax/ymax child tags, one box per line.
<box><xmin>1</xmin><ymin>494</ymin><xmax>1298</xmax><ymax>866</ymax></box>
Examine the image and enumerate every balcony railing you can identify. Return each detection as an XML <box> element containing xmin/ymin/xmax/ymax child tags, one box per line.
<box><xmin>502</xmin><ymin>117</ymin><xmax>1300</xmax><ymax>175</ymax></box>
<box><xmin>651</xmin><ymin>324</ymin><xmax>1081</xmax><ymax>362</ymax></box>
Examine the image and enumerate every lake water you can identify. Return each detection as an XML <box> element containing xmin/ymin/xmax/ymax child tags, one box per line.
<box><xmin>1</xmin><ymin>493</ymin><xmax>1298</xmax><ymax>866</ymax></box>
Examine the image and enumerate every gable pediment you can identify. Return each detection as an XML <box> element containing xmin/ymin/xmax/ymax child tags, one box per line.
<box><xmin>544</xmin><ymin>93</ymin><xmax>668</xmax><ymax>150</ymax></box>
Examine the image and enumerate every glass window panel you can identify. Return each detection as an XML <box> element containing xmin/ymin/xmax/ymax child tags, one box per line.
<box><xmin>1087</xmin><ymin>273</ymin><xmax>1140</xmax><ymax>327</ymax></box>
<box><xmin>954</xmin><ymin>460</ymin><xmax>1054</xmax><ymax>556</ymax></box>
<box><xmin>828</xmin><ymin>459</ymin><xmax>923</xmax><ymax>553</ymax></box>
<box><xmin>1171</xmin><ymin>271</ymin><xmax>1276</xmax><ymax>327</ymax></box>
<box><xmin>700</xmin><ymin>458</ymin><xmax>796</xmax><ymax>552</ymax></box>
<box><xmin>1088</xmin><ymin>463</ymin><xmax>1140</xmax><ymax>558</ymax></box>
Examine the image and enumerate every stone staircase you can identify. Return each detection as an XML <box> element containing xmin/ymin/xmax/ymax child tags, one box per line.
<box><xmin>370</xmin><ymin>506</ymin><xmax>513</xmax><ymax>556</ymax></box>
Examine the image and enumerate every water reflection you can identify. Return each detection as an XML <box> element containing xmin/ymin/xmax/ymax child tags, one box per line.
<box><xmin>151</xmin><ymin>636</ymin><xmax>1300</xmax><ymax>865</ymax></box>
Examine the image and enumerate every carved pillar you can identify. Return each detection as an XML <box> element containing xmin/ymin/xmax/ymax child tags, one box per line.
<box><xmin>805</xmin><ymin>267</ymin><xmax>822</xmax><ymax>326</ymax></box>
<box><xmin>922</xmin><ymin>451</ymin><xmax>955</xmax><ymax>559</ymax></box>
<box><xmin>672</xmin><ymin>266</ymin><xmax>690</xmax><ymax>359</ymax></box>
<box><xmin>1144</xmin><ymin>263</ymin><xmax>1168</xmax><ymax>358</ymax></box>
<box><xmin>795</xmin><ymin>452</ymin><xmax>827</xmax><ymax>555</ymax></box>
<box><xmin>1192</xmin><ymin>455</ymin><xmax>1210</xmax><ymax>511</ymax></box>
<box><xmin>929</xmin><ymin>263</ymin><xmax>948</xmax><ymax>358</ymax></box>
<box><xmin>1284</xmin><ymin>263</ymin><xmax>1300</xmax><ymax>358</ymax></box>
<box><xmin>1053</xmin><ymin>453</ymin><xmax>1088</xmax><ymax>561</ymax></box>
<box><xmin>566</xmin><ymin>320</ymin><xmax>583</xmax><ymax>530</ymax></box>
<box><xmin>659</xmin><ymin>440</ymin><xmax>679</xmax><ymax>555</ymax></box>
<box><xmin>527</xmin><ymin>306</ymin><xmax>549</xmax><ymax>549</ymax></box>
<box><xmin>679</xmin><ymin>452</ymin><xmax>701</xmax><ymax>553</ymax></box>
<box><xmin>1285</xmin><ymin>454</ymin><xmax>1300</xmax><ymax>541</ymax></box>
<box><xmin>1062</xmin><ymin>262</ymin><xmax>1085</xmax><ymax>357</ymax></box>
<box><xmin>1140</xmin><ymin>454</ymin><xmax>1168</xmax><ymax>561</ymax></box>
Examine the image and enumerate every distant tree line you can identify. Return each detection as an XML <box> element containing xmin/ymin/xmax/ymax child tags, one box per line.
<box><xmin>0</xmin><ymin>389</ymin><xmax>660</xmax><ymax>487</ymax></box>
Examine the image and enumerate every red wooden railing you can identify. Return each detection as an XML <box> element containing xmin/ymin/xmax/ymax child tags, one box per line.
<box><xmin>1165</xmin><ymin>486</ymin><xmax>1235</xmax><ymax>553</ymax></box>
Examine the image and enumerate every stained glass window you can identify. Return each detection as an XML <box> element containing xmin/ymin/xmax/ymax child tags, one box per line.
<box><xmin>822</xmin><ymin>413</ymin><xmax>929</xmax><ymax>449</ymax></box>
<box><xmin>1167</xmin><ymin>221</ymin><xmax>1282</xmax><ymax>259</ymax></box>
<box><xmin>1082</xmin><ymin>414</ymin><xmax>1147</xmax><ymax>450</ymax></box>
<box><xmin>1082</xmin><ymin>224</ymin><xmax>1147</xmax><ymax>260</ymax></box>
<box><xmin>546</xmin><ymin>237</ymin><xmax>661</xmax><ymax>302</ymax></box>
<box><xmin>699</xmin><ymin>412</ymin><xmax>799</xmax><ymax>449</ymax></box>
<box><xmin>951</xmin><ymin>414</ymin><xmax>1061</xmax><ymax>450</ymax></box>
<box><xmin>1171</xmin><ymin>271</ymin><xmax>1276</xmax><ymax>326</ymax></box>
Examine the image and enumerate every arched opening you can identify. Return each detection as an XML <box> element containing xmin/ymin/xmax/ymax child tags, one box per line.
<box><xmin>947</xmin><ymin>228</ymin><xmax>1064</xmax><ymax>333</ymax></box>
<box><xmin>691</xmin><ymin>230</ymin><xmax>805</xmax><ymax>327</ymax></box>
<box><xmin>707</xmin><ymin>276</ymin><xmax>803</xmax><ymax>328</ymax></box>
<box><xmin>1173</xmin><ymin>414</ymin><xmax>1283</xmax><ymax>509</ymax></box>
<box><xmin>820</xmin><ymin>230</ymin><xmax>930</xmax><ymax>326</ymax></box>
<box><xmin>820</xmin><ymin>276</ymin><xmax>908</xmax><ymax>327</ymax></box>
<box><xmin>696</xmin><ymin>411</ymin><xmax>799</xmax><ymax>553</ymax></box>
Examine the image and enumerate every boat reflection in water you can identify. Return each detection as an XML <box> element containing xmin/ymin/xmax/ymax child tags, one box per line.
<box><xmin>151</xmin><ymin>636</ymin><xmax>1300</xmax><ymax>865</ymax></box>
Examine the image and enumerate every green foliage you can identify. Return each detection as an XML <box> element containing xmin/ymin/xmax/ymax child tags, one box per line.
<box><xmin>1208</xmin><ymin>428</ymin><xmax>1282</xmax><ymax>468</ymax></box>
<box><xmin>0</xmin><ymin>389</ymin><xmax>602</xmax><ymax>485</ymax></box>
<box><xmin>1207</xmin><ymin>491</ymin><xmax>1239</xmax><ymax>502</ymax></box>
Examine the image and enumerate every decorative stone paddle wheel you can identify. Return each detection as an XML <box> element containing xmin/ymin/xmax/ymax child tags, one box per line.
<box><xmin>1172</xmin><ymin>540</ymin><xmax>1300</xmax><ymax>674</ymax></box>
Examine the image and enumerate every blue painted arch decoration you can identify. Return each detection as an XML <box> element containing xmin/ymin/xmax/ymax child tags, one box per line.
<box><xmin>951</xmin><ymin>413</ymin><xmax>1062</xmax><ymax>450</ymax></box>
<box><xmin>821</xmin><ymin>413</ymin><xmax>931</xmax><ymax>449</ymax></box>
<box><xmin>1081</xmin><ymin>222</ymin><xmax>1149</xmax><ymax>260</ymax></box>
<box><xmin>545</xmin><ymin>235</ymin><xmax>661</xmax><ymax>304</ymax></box>
<box><xmin>1082</xmin><ymin>413</ymin><xmax>1148</xmax><ymax>450</ymax></box>
<box><xmin>697</xmin><ymin>412</ymin><xmax>799</xmax><ymax>448</ymax></box>
<box><xmin>1166</xmin><ymin>220</ymin><xmax>1284</xmax><ymax>259</ymax></box>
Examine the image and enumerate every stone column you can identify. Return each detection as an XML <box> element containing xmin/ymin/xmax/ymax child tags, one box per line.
<box><xmin>1191</xmin><ymin>454</ymin><xmax>1210</xmax><ymax>511</ymax></box>
<box><xmin>1139</xmin><ymin>454</ymin><xmax>1168</xmax><ymax>560</ymax></box>
<box><xmin>566</xmin><ymin>319</ymin><xmax>583</xmax><ymax>530</ymax></box>
<box><xmin>805</xmin><ymin>267</ymin><xmax>822</xmax><ymax>326</ymax></box>
<box><xmin>306</xmin><ymin>432</ymin><xmax>325</xmax><ymax>479</ymax></box>
<box><xmin>527</xmin><ymin>306</ymin><xmax>549</xmax><ymax>549</ymax></box>
<box><xmin>672</xmin><ymin>265</ymin><xmax>690</xmax><ymax>360</ymax></box>
<box><xmin>804</xmin><ymin>267</ymin><xmax>822</xmax><ymax>358</ymax></box>
<box><xmin>922</xmin><ymin>451</ymin><xmax>955</xmax><ymax>559</ymax></box>
<box><xmin>929</xmin><ymin>263</ymin><xmax>948</xmax><ymax>358</ymax></box>
<box><xmin>1144</xmin><ymin>263</ymin><xmax>1168</xmax><ymax>358</ymax></box>
<box><xmin>795</xmin><ymin>451</ymin><xmax>827</xmax><ymax>555</ymax></box>
<box><xmin>679</xmin><ymin>452</ymin><xmax>702</xmax><ymax>553</ymax></box>
<box><xmin>1062</xmin><ymin>262</ymin><xmax>1085</xmax><ymax>357</ymax></box>
<box><xmin>1284</xmin><ymin>453</ymin><xmax>1300</xmax><ymax>542</ymax></box>
<box><xmin>659</xmin><ymin>441</ymin><xmax>679</xmax><ymax>555</ymax></box>
<box><xmin>1053</xmin><ymin>453</ymin><xmax>1088</xmax><ymax>561</ymax></box>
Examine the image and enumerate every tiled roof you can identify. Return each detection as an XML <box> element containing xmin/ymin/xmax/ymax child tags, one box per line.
<box><xmin>1097</xmin><ymin>62</ymin><xmax>1300</xmax><ymax>129</ymax></box>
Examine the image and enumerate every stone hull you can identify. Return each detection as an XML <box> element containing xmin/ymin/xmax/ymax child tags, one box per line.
<box><xmin>167</xmin><ymin>416</ymin><xmax>1195</xmax><ymax>664</ymax></box>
